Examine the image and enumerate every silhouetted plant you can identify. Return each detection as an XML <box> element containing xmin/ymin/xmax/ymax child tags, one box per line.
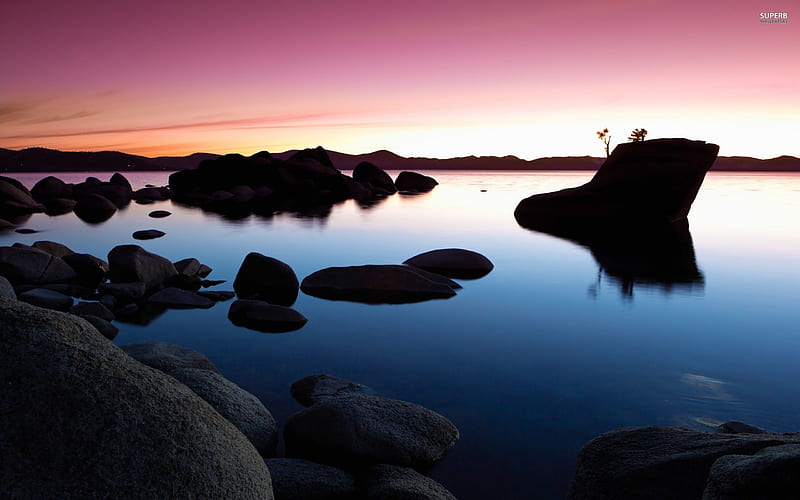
<box><xmin>596</xmin><ymin>128</ymin><xmax>611</xmax><ymax>157</ymax></box>
<box><xmin>628</xmin><ymin>128</ymin><xmax>648</xmax><ymax>142</ymax></box>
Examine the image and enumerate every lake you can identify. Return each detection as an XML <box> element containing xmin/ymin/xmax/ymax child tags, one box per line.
<box><xmin>4</xmin><ymin>170</ymin><xmax>800</xmax><ymax>499</ymax></box>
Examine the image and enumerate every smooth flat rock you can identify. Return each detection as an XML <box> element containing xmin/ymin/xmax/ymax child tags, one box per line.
<box><xmin>284</xmin><ymin>393</ymin><xmax>459</xmax><ymax>469</ymax></box>
<box><xmin>228</xmin><ymin>299</ymin><xmax>308</xmax><ymax>333</ymax></box>
<box><xmin>170</xmin><ymin>368</ymin><xmax>278</xmax><ymax>456</ymax></box>
<box><xmin>290</xmin><ymin>374</ymin><xmax>370</xmax><ymax>407</ymax></box>
<box><xmin>233</xmin><ymin>252</ymin><xmax>299</xmax><ymax>306</ymax></box>
<box><xmin>147</xmin><ymin>287</ymin><xmax>215</xmax><ymax>309</ymax></box>
<box><xmin>18</xmin><ymin>288</ymin><xmax>74</xmax><ymax>311</ymax></box>
<box><xmin>121</xmin><ymin>342</ymin><xmax>220</xmax><ymax>374</ymax></box>
<box><xmin>300</xmin><ymin>264</ymin><xmax>458</xmax><ymax>304</ymax></box>
<box><xmin>0</xmin><ymin>245</ymin><xmax>77</xmax><ymax>285</ymax></box>
<box><xmin>360</xmin><ymin>464</ymin><xmax>457</xmax><ymax>500</ymax></box>
<box><xmin>148</xmin><ymin>210</ymin><xmax>172</xmax><ymax>218</ymax></box>
<box><xmin>132</xmin><ymin>229</ymin><xmax>166</xmax><ymax>240</ymax></box>
<box><xmin>0</xmin><ymin>298</ymin><xmax>272</xmax><ymax>499</ymax></box>
<box><xmin>107</xmin><ymin>244</ymin><xmax>177</xmax><ymax>290</ymax></box>
<box><xmin>567</xmin><ymin>426</ymin><xmax>800</xmax><ymax>500</ymax></box>
<box><xmin>404</xmin><ymin>248</ymin><xmax>494</xmax><ymax>279</ymax></box>
<box><xmin>265</xmin><ymin>458</ymin><xmax>357</xmax><ymax>500</ymax></box>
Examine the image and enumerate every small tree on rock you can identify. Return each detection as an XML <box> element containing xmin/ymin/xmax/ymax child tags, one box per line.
<box><xmin>628</xmin><ymin>128</ymin><xmax>648</xmax><ymax>142</ymax></box>
<box><xmin>596</xmin><ymin>128</ymin><xmax>611</xmax><ymax>157</ymax></box>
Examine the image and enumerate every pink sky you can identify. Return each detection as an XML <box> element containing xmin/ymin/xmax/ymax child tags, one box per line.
<box><xmin>1</xmin><ymin>0</ymin><xmax>797</xmax><ymax>159</ymax></box>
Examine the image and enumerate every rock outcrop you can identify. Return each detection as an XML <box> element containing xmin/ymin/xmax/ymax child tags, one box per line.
<box><xmin>233</xmin><ymin>252</ymin><xmax>299</xmax><ymax>306</ymax></box>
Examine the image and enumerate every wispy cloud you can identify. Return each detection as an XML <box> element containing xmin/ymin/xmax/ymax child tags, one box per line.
<box><xmin>24</xmin><ymin>110</ymin><xmax>100</xmax><ymax>124</ymax></box>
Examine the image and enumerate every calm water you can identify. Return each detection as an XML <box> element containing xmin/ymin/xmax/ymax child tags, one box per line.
<box><xmin>5</xmin><ymin>170</ymin><xmax>800</xmax><ymax>499</ymax></box>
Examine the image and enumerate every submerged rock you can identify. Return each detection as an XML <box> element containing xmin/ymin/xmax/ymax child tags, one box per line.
<box><xmin>284</xmin><ymin>393</ymin><xmax>459</xmax><ymax>469</ymax></box>
<box><xmin>228</xmin><ymin>299</ymin><xmax>308</xmax><ymax>333</ymax></box>
<box><xmin>300</xmin><ymin>264</ymin><xmax>458</xmax><ymax>304</ymax></box>
<box><xmin>0</xmin><ymin>299</ymin><xmax>272</xmax><ymax>499</ymax></box>
<box><xmin>265</xmin><ymin>458</ymin><xmax>357</xmax><ymax>500</ymax></box>
<box><xmin>404</xmin><ymin>248</ymin><xmax>494</xmax><ymax>279</ymax></box>
<box><xmin>169</xmin><ymin>367</ymin><xmax>278</xmax><ymax>456</ymax></box>
<box><xmin>233</xmin><ymin>252</ymin><xmax>299</xmax><ymax>306</ymax></box>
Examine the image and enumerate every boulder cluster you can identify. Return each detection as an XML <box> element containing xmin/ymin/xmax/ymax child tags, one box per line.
<box><xmin>1</xmin><ymin>289</ymin><xmax>460</xmax><ymax>498</ymax></box>
<box><xmin>168</xmin><ymin>146</ymin><xmax>437</xmax><ymax>218</ymax></box>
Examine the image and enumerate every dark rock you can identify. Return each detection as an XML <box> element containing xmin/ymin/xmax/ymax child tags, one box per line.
<box><xmin>567</xmin><ymin>426</ymin><xmax>800</xmax><ymax>500</ymax></box>
<box><xmin>147</xmin><ymin>287</ymin><xmax>215</xmax><ymax>309</ymax></box>
<box><xmin>113</xmin><ymin>302</ymin><xmax>166</xmax><ymax>326</ymax></box>
<box><xmin>233</xmin><ymin>252</ymin><xmax>299</xmax><ymax>306</ymax></box>
<box><xmin>121</xmin><ymin>342</ymin><xmax>220</xmax><ymax>374</ymax></box>
<box><xmin>109</xmin><ymin>172</ymin><xmax>132</xmax><ymax>190</ymax></box>
<box><xmin>197</xmin><ymin>264</ymin><xmax>213</xmax><ymax>278</ymax></box>
<box><xmin>0</xmin><ymin>176</ymin><xmax>44</xmax><ymax>214</ymax></box>
<box><xmin>360</xmin><ymin>464</ymin><xmax>457</xmax><ymax>500</ymax></box>
<box><xmin>198</xmin><ymin>290</ymin><xmax>236</xmax><ymax>302</ymax></box>
<box><xmin>703</xmin><ymin>444</ymin><xmax>800</xmax><ymax>500</ymax></box>
<box><xmin>265</xmin><ymin>458</ymin><xmax>357</xmax><ymax>500</ymax></box>
<box><xmin>132</xmin><ymin>229</ymin><xmax>166</xmax><ymax>240</ymax></box>
<box><xmin>395</xmin><ymin>171</ymin><xmax>438</xmax><ymax>193</ymax></box>
<box><xmin>202</xmin><ymin>279</ymin><xmax>226</xmax><ymax>287</ymax></box>
<box><xmin>164</xmin><ymin>273</ymin><xmax>203</xmax><ymax>291</ymax></box>
<box><xmin>32</xmin><ymin>240</ymin><xmax>74</xmax><ymax>258</ymax></box>
<box><xmin>284</xmin><ymin>393</ymin><xmax>459</xmax><ymax>469</ymax></box>
<box><xmin>31</xmin><ymin>175</ymin><xmax>71</xmax><ymax>201</ymax></box>
<box><xmin>15</xmin><ymin>228</ymin><xmax>38</xmax><ymax>234</ymax></box>
<box><xmin>132</xmin><ymin>186</ymin><xmax>171</xmax><ymax>201</ymax></box>
<box><xmin>107</xmin><ymin>244</ymin><xmax>177</xmax><ymax>290</ymax></box>
<box><xmin>77</xmin><ymin>314</ymin><xmax>119</xmax><ymax>340</ymax></box>
<box><xmin>43</xmin><ymin>197</ymin><xmax>77</xmax><ymax>215</ymax></box>
<box><xmin>0</xmin><ymin>218</ymin><xmax>13</xmax><ymax>230</ymax></box>
<box><xmin>70</xmin><ymin>301</ymin><xmax>115</xmax><ymax>321</ymax></box>
<box><xmin>0</xmin><ymin>299</ymin><xmax>272</xmax><ymax>498</ymax></box>
<box><xmin>300</xmin><ymin>264</ymin><xmax>458</xmax><ymax>304</ymax></box>
<box><xmin>514</xmin><ymin>139</ymin><xmax>719</xmax><ymax>232</ymax></box>
<box><xmin>97</xmin><ymin>281</ymin><xmax>146</xmax><ymax>300</ymax></box>
<box><xmin>353</xmin><ymin>161</ymin><xmax>397</xmax><ymax>193</ymax></box>
<box><xmin>18</xmin><ymin>288</ymin><xmax>74</xmax><ymax>311</ymax></box>
<box><xmin>228</xmin><ymin>299</ymin><xmax>308</xmax><ymax>333</ymax></box>
<box><xmin>148</xmin><ymin>209</ymin><xmax>172</xmax><ymax>218</ymax></box>
<box><xmin>169</xmin><ymin>367</ymin><xmax>278</xmax><ymax>456</ymax></box>
<box><xmin>289</xmin><ymin>146</ymin><xmax>337</xmax><ymax>169</ymax></box>
<box><xmin>40</xmin><ymin>283</ymin><xmax>97</xmax><ymax>299</ymax></box>
<box><xmin>720</xmin><ymin>421</ymin><xmax>768</xmax><ymax>434</ymax></box>
<box><xmin>0</xmin><ymin>175</ymin><xmax>31</xmax><ymax>195</ymax></box>
<box><xmin>74</xmin><ymin>193</ymin><xmax>117</xmax><ymax>223</ymax></box>
<box><xmin>62</xmin><ymin>252</ymin><xmax>109</xmax><ymax>286</ymax></box>
<box><xmin>174</xmin><ymin>257</ymin><xmax>201</xmax><ymax>276</ymax></box>
<box><xmin>290</xmin><ymin>374</ymin><xmax>370</xmax><ymax>407</ymax></box>
<box><xmin>99</xmin><ymin>294</ymin><xmax>117</xmax><ymax>309</ymax></box>
<box><xmin>404</xmin><ymin>248</ymin><xmax>494</xmax><ymax>279</ymax></box>
<box><xmin>0</xmin><ymin>276</ymin><xmax>16</xmax><ymax>299</ymax></box>
<box><xmin>0</xmin><ymin>245</ymin><xmax>77</xmax><ymax>285</ymax></box>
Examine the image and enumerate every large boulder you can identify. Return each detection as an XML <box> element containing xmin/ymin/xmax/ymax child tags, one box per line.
<box><xmin>169</xmin><ymin>367</ymin><xmax>279</xmax><ymax>456</ymax></box>
<box><xmin>404</xmin><ymin>248</ymin><xmax>494</xmax><ymax>279</ymax></box>
<box><xmin>233</xmin><ymin>252</ymin><xmax>299</xmax><ymax>306</ymax></box>
<box><xmin>515</xmin><ymin>139</ymin><xmax>719</xmax><ymax>232</ymax></box>
<box><xmin>703</xmin><ymin>444</ymin><xmax>800</xmax><ymax>500</ymax></box>
<box><xmin>360</xmin><ymin>464</ymin><xmax>457</xmax><ymax>500</ymax></box>
<box><xmin>107</xmin><ymin>244</ymin><xmax>177</xmax><ymax>290</ymax></box>
<box><xmin>0</xmin><ymin>176</ymin><xmax>44</xmax><ymax>214</ymax></box>
<box><xmin>74</xmin><ymin>193</ymin><xmax>117</xmax><ymax>223</ymax></box>
<box><xmin>290</xmin><ymin>374</ymin><xmax>370</xmax><ymax>407</ymax></box>
<box><xmin>300</xmin><ymin>264</ymin><xmax>459</xmax><ymax>304</ymax></box>
<box><xmin>121</xmin><ymin>342</ymin><xmax>220</xmax><ymax>374</ymax></box>
<box><xmin>32</xmin><ymin>240</ymin><xmax>74</xmax><ymax>258</ymax></box>
<box><xmin>568</xmin><ymin>426</ymin><xmax>800</xmax><ymax>500</ymax></box>
<box><xmin>78</xmin><ymin>314</ymin><xmax>119</xmax><ymax>340</ymax></box>
<box><xmin>284</xmin><ymin>393</ymin><xmax>459</xmax><ymax>469</ymax></box>
<box><xmin>0</xmin><ymin>276</ymin><xmax>16</xmax><ymax>299</ymax></box>
<box><xmin>228</xmin><ymin>299</ymin><xmax>308</xmax><ymax>333</ymax></box>
<box><xmin>265</xmin><ymin>458</ymin><xmax>356</xmax><ymax>500</ymax></box>
<box><xmin>0</xmin><ymin>298</ymin><xmax>273</xmax><ymax>499</ymax></box>
<box><xmin>0</xmin><ymin>245</ymin><xmax>77</xmax><ymax>285</ymax></box>
<box><xmin>31</xmin><ymin>175</ymin><xmax>72</xmax><ymax>201</ymax></box>
<box><xmin>62</xmin><ymin>252</ymin><xmax>109</xmax><ymax>286</ymax></box>
<box><xmin>353</xmin><ymin>161</ymin><xmax>397</xmax><ymax>193</ymax></box>
<box><xmin>394</xmin><ymin>171</ymin><xmax>438</xmax><ymax>193</ymax></box>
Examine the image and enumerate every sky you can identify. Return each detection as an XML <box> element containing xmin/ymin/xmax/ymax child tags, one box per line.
<box><xmin>1</xmin><ymin>0</ymin><xmax>797</xmax><ymax>159</ymax></box>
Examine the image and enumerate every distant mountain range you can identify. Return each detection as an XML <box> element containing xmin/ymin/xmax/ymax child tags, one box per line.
<box><xmin>1</xmin><ymin>146</ymin><xmax>798</xmax><ymax>173</ymax></box>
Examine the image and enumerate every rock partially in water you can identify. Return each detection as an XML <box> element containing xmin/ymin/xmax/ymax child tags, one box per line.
<box><xmin>265</xmin><ymin>458</ymin><xmax>357</xmax><ymax>500</ymax></box>
<box><xmin>567</xmin><ymin>426</ymin><xmax>800</xmax><ymax>500</ymax></box>
<box><xmin>228</xmin><ymin>299</ymin><xmax>308</xmax><ymax>333</ymax></box>
<box><xmin>720</xmin><ymin>421</ymin><xmax>768</xmax><ymax>435</ymax></box>
<box><xmin>109</xmin><ymin>172</ymin><xmax>132</xmax><ymax>191</ymax></box>
<box><xmin>233</xmin><ymin>252</ymin><xmax>299</xmax><ymax>306</ymax></box>
<box><xmin>290</xmin><ymin>374</ymin><xmax>370</xmax><ymax>407</ymax></box>
<box><xmin>63</xmin><ymin>252</ymin><xmax>109</xmax><ymax>286</ymax></box>
<box><xmin>353</xmin><ymin>161</ymin><xmax>397</xmax><ymax>194</ymax></box>
<box><xmin>147</xmin><ymin>287</ymin><xmax>215</xmax><ymax>309</ymax></box>
<box><xmin>132</xmin><ymin>186</ymin><xmax>171</xmax><ymax>202</ymax></box>
<box><xmin>300</xmin><ymin>264</ymin><xmax>458</xmax><ymax>304</ymax></box>
<box><xmin>73</xmin><ymin>193</ymin><xmax>117</xmax><ymax>223</ymax></box>
<box><xmin>0</xmin><ymin>176</ymin><xmax>44</xmax><ymax>215</ymax></box>
<box><xmin>404</xmin><ymin>248</ymin><xmax>494</xmax><ymax>279</ymax></box>
<box><xmin>107</xmin><ymin>244</ymin><xmax>177</xmax><ymax>290</ymax></box>
<box><xmin>148</xmin><ymin>209</ymin><xmax>172</xmax><ymax>218</ymax></box>
<box><xmin>15</xmin><ymin>228</ymin><xmax>38</xmax><ymax>234</ymax></box>
<box><xmin>0</xmin><ymin>245</ymin><xmax>77</xmax><ymax>285</ymax></box>
<box><xmin>170</xmin><ymin>367</ymin><xmax>278</xmax><ymax>456</ymax></box>
<box><xmin>18</xmin><ymin>288</ymin><xmax>74</xmax><ymax>311</ymax></box>
<box><xmin>395</xmin><ymin>171</ymin><xmax>438</xmax><ymax>193</ymax></box>
<box><xmin>174</xmin><ymin>257</ymin><xmax>201</xmax><ymax>276</ymax></box>
<box><xmin>360</xmin><ymin>464</ymin><xmax>457</xmax><ymax>500</ymax></box>
<box><xmin>132</xmin><ymin>229</ymin><xmax>166</xmax><ymax>240</ymax></box>
<box><xmin>121</xmin><ymin>341</ymin><xmax>220</xmax><ymax>374</ymax></box>
<box><xmin>284</xmin><ymin>393</ymin><xmax>459</xmax><ymax>469</ymax></box>
<box><xmin>44</xmin><ymin>197</ymin><xmax>77</xmax><ymax>215</ymax></box>
<box><xmin>0</xmin><ymin>298</ymin><xmax>272</xmax><ymax>499</ymax></box>
<box><xmin>31</xmin><ymin>176</ymin><xmax>72</xmax><ymax>201</ymax></box>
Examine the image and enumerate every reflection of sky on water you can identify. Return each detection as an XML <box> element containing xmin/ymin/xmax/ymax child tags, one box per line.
<box><xmin>5</xmin><ymin>171</ymin><xmax>800</xmax><ymax>499</ymax></box>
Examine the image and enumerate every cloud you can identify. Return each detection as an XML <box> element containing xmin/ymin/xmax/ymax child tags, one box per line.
<box><xmin>24</xmin><ymin>110</ymin><xmax>100</xmax><ymax>124</ymax></box>
<box><xmin>0</xmin><ymin>97</ymin><xmax>52</xmax><ymax>124</ymax></box>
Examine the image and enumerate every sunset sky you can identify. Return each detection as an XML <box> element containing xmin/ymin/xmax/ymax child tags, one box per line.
<box><xmin>1</xmin><ymin>0</ymin><xmax>797</xmax><ymax>159</ymax></box>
